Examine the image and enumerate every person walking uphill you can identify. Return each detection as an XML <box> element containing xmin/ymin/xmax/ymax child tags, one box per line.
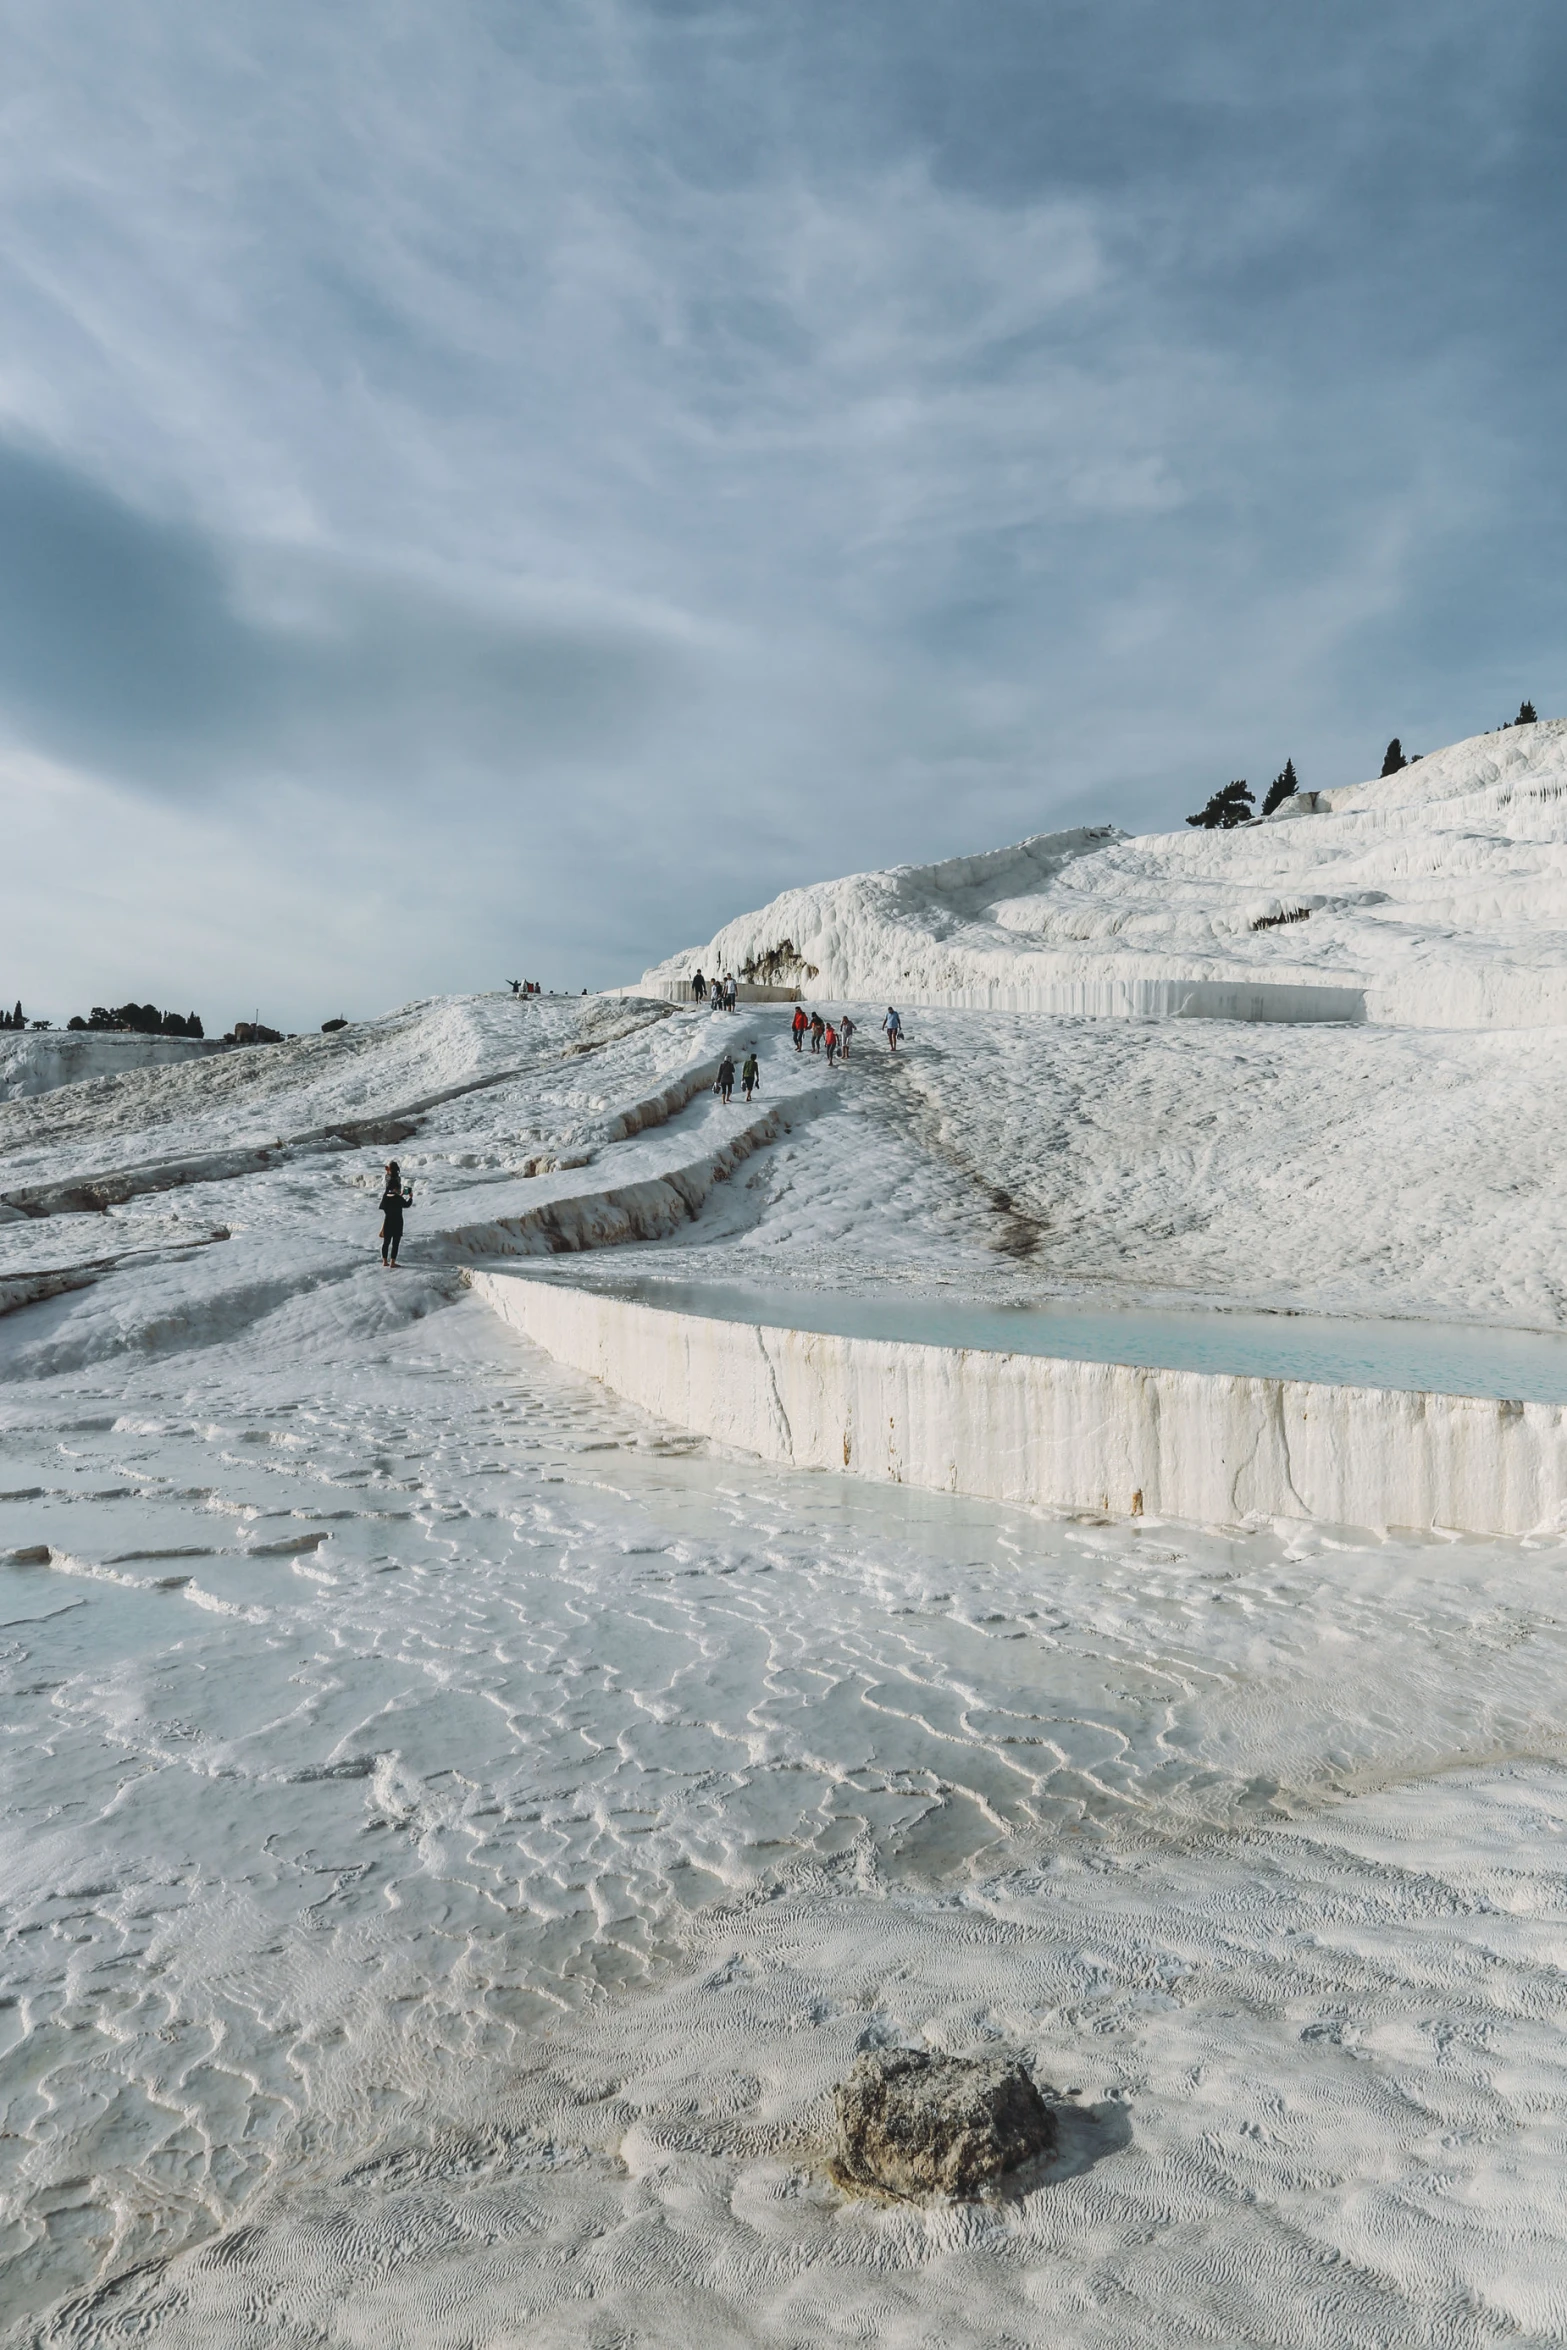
<box><xmin>792</xmin><ymin>1005</ymin><xmax>807</xmax><ymax>1052</ymax></box>
<box><xmin>809</xmin><ymin>1012</ymin><xmax>825</xmax><ymax>1054</ymax></box>
<box><xmin>883</xmin><ymin>1005</ymin><xmax>902</xmax><ymax>1052</ymax></box>
<box><xmin>378</xmin><ymin>1161</ymin><xmax>413</xmax><ymax>1265</ymax></box>
<box><xmin>717</xmin><ymin>1052</ymin><xmax>736</xmax><ymax>1104</ymax></box>
<box><xmin>741</xmin><ymin>1049</ymin><xmax>760</xmax><ymax>1102</ymax></box>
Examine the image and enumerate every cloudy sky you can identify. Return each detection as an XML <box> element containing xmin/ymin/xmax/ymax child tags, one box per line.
<box><xmin>2</xmin><ymin>0</ymin><xmax>1563</xmax><ymax>1029</ymax></box>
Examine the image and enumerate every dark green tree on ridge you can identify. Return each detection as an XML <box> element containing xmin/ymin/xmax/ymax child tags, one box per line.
<box><xmin>1186</xmin><ymin>780</ymin><xmax>1255</xmax><ymax>829</ymax></box>
<box><xmin>1262</xmin><ymin>758</ymin><xmax>1299</xmax><ymax>817</ymax></box>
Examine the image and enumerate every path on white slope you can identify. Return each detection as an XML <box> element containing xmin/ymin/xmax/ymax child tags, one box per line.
<box><xmin>6</xmin><ymin>986</ymin><xmax>1567</xmax><ymax>2343</ymax></box>
<box><xmin>9</xmin><ymin>979</ymin><xmax>1565</xmax><ymax>1351</ymax></box>
<box><xmin>0</xmin><ymin>994</ymin><xmax>829</xmax><ymax>1379</ymax></box>
<box><xmin>555</xmin><ymin>1005</ymin><xmax>1567</xmax><ymax>1333</ymax></box>
<box><xmin>642</xmin><ymin>718</ymin><xmax>1567</xmax><ymax>1027</ymax></box>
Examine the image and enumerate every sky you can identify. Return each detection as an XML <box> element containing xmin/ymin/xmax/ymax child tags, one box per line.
<box><xmin>2</xmin><ymin>0</ymin><xmax>1564</xmax><ymax>1030</ymax></box>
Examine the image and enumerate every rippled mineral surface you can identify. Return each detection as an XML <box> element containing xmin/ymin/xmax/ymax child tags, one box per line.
<box><xmin>5</xmin><ymin>1281</ymin><xmax>1567</xmax><ymax>2346</ymax></box>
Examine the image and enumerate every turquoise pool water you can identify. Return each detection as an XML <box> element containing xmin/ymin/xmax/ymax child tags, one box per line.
<box><xmin>523</xmin><ymin>1272</ymin><xmax>1567</xmax><ymax>1404</ymax></box>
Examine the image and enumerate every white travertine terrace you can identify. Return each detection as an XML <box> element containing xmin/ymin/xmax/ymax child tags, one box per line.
<box><xmin>640</xmin><ymin>719</ymin><xmax>1567</xmax><ymax>1027</ymax></box>
<box><xmin>9</xmin><ymin>766</ymin><xmax>1567</xmax><ymax>2337</ymax></box>
<box><xmin>473</xmin><ymin>1270</ymin><xmax>1567</xmax><ymax>1537</ymax></box>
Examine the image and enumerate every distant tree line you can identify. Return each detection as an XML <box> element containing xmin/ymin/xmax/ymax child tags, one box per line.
<box><xmin>10</xmin><ymin>997</ymin><xmax>320</xmax><ymax>1046</ymax></box>
<box><xmin>66</xmin><ymin>1002</ymin><xmax>204</xmax><ymax>1037</ymax></box>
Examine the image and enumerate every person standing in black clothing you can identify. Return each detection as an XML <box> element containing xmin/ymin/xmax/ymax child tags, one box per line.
<box><xmin>717</xmin><ymin>1053</ymin><xmax>736</xmax><ymax>1103</ymax></box>
<box><xmin>379</xmin><ymin>1161</ymin><xmax>413</xmax><ymax>1265</ymax></box>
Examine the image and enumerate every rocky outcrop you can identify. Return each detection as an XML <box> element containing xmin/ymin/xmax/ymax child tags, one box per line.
<box><xmin>833</xmin><ymin>2049</ymin><xmax>1056</xmax><ymax>2200</ymax></box>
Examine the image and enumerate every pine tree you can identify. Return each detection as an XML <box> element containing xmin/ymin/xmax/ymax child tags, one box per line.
<box><xmin>1262</xmin><ymin>758</ymin><xmax>1299</xmax><ymax>817</ymax></box>
<box><xmin>1380</xmin><ymin>738</ymin><xmax>1407</xmax><ymax>777</ymax></box>
<box><xmin>1186</xmin><ymin>780</ymin><xmax>1255</xmax><ymax>829</ymax></box>
<box><xmin>1518</xmin><ymin>700</ymin><xmax>1538</xmax><ymax>725</ymax></box>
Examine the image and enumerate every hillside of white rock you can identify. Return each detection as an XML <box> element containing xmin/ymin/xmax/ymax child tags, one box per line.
<box><xmin>642</xmin><ymin>719</ymin><xmax>1567</xmax><ymax>1027</ymax></box>
<box><xmin>0</xmin><ymin>1029</ymin><xmax>217</xmax><ymax>1103</ymax></box>
<box><xmin>6</xmin><ymin>723</ymin><xmax>1567</xmax><ymax>2343</ymax></box>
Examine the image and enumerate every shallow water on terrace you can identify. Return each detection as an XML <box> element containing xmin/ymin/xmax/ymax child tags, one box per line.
<box><xmin>531</xmin><ymin>1268</ymin><xmax>1567</xmax><ymax>1401</ymax></box>
<box><xmin>4</xmin><ymin>1291</ymin><xmax>1567</xmax><ymax>2345</ymax></box>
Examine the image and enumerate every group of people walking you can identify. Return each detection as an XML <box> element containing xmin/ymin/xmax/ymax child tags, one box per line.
<box><xmin>713</xmin><ymin>995</ymin><xmax>905</xmax><ymax>1110</ymax></box>
<box><xmin>710</xmin><ymin>998</ymin><xmax>906</xmax><ymax>1109</ymax></box>
<box><xmin>687</xmin><ymin>970</ymin><xmax>902</xmax><ymax>1059</ymax></box>
<box><xmin>792</xmin><ymin>1005</ymin><xmax>852</xmax><ymax>1063</ymax></box>
<box><xmin>790</xmin><ymin>1003</ymin><xmax>901</xmax><ymax>1061</ymax></box>
<box><xmin>714</xmin><ymin>1047</ymin><xmax>761</xmax><ymax>1104</ymax></box>
<box><xmin>690</xmin><ymin>970</ymin><xmax>740</xmax><ymax>1010</ymax></box>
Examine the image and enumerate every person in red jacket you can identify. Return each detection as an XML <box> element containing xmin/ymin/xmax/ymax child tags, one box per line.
<box><xmin>791</xmin><ymin>1006</ymin><xmax>808</xmax><ymax>1051</ymax></box>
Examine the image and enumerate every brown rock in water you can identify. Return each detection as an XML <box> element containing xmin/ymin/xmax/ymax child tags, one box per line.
<box><xmin>833</xmin><ymin>2048</ymin><xmax>1056</xmax><ymax>2199</ymax></box>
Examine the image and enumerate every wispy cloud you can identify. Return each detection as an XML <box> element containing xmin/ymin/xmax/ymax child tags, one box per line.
<box><xmin>0</xmin><ymin>440</ymin><xmax>690</xmax><ymax>794</ymax></box>
<box><xmin>1</xmin><ymin>0</ymin><xmax>1563</xmax><ymax>1020</ymax></box>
